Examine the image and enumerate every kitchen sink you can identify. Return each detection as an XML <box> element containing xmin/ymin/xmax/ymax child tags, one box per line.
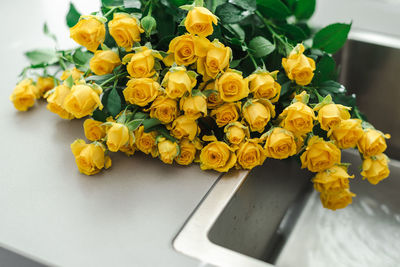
<box><xmin>173</xmin><ymin>32</ymin><xmax>400</xmax><ymax>267</ymax></box>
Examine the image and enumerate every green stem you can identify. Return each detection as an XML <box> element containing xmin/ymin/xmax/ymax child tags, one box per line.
<box><xmin>100</xmin><ymin>72</ymin><xmax>128</xmax><ymax>87</ymax></box>
<box><xmin>148</xmin><ymin>0</ymin><xmax>153</xmax><ymax>16</ymax></box>
<box><xmin>312</xmin><ymin>87</ymin><xmax>324</xmax><ymax>102</ymax></box>
<box><xmin>354</xmin><ymin>107</ymin><xmax>363</xmax><ymax>120</ymax></box>
<box><xmin>103</xmin><ymin>6</ymin><xmax>118</xmax><ymax>18</ymax></box>
<box><xmin>248</xmin><ymin>53</ymin><xmax>258</xmax><ymax>70</ymax></box>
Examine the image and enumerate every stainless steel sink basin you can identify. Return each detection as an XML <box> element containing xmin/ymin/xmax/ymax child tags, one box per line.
<box><xmin>173</xmin><ymin>33</ymin><xmax>400</xmax><ymax>267</ymax></box>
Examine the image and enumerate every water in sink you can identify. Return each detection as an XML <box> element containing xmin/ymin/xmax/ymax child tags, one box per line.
<box><xmin>276</xmin><ymin>192</ymin><xmax>400</xmax><ymax>267</ymax></box>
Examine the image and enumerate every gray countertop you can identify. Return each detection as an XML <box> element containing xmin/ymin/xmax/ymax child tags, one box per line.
<box><xmin>0</xmin><ymin>1</ymin><xmax>219</xmax><ymax>266</ymax></box>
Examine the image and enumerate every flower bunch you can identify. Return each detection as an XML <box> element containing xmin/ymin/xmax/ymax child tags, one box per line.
<box><xmin>10</xmin><ymin>0</ymin><xmax>391</xmax><ymax>210</ymax></box>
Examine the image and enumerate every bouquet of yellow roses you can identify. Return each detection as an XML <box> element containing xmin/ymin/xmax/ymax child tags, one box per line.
<box><xmin>9</xmin><ymin>0</ymin><xmax>391</xmax><ymax>210</ymax></box>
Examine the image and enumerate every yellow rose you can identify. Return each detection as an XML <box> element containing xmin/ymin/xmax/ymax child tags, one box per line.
<box><xmin>60</xmin><ymin>67</ymin><xmax>84</xmax><ymax>81</ymax></box>
<box><xmin>279</xmin><ymin>102</ymin><xmax>315</xmax><ymax>136</ymax></box>
<box><xmin>9</xmin><ymin>79</ymin><xmax>38</xmax><ymax>111</ymax></box>
<box><xmin>163</xmin><ymin>34</ymin><xmax>210</xmax><ymax>66</ymax></box>
<box><xmin>89</xmin><ymin>50</ymin><xmax>121</xmax><ymax>75</ymax></box>
<box><xmin>169</xmin><ymin>115</ymin><xmax>199</xmax><ymax>141</ymax></box>
<box><xmin>197</xmin><ymin>40</ymin><xmax>230</xmax><ymax>80</ymax></box>
<box><xmin>210</xmin><ymin>102</ymin><xmax>241</xmax><ymax>127</ymax></box>
<box><xmin>315</xmin><ymin>103</ymin><xmax>351</xmax><ymax>131</ymax></box>
<box><xmin>157</xmin><ymin>137</ymin><xmax>180</xmax><ymax>164</ymax></box>
<box><xmin>248</xmin><ymin>72</ymin><xmax>281</xmax><ymax>102</ymax></box>
<box><xmin>106</xmin><ymin>123</ymin><xmax>133</xmax><ymax>152</ymax></box>
<box><xmin>126</xmin><ymin>47</ymin><xmax>157</xmax><ymax>78</ymax></box>
<box><xmin>175</xmin><ymin>138</ymin><xmax>202</xmax><ymax>165</ymax></box>
<box><xmin>180</xmin><ymin>94</ymin><xmax>207</xmax><ymax>119</ymax></box>
<box><xmin>312</xmin><ymin>165</ymin><xmax>354</xmax><ymax>194</ymax></box>
<box><xmin>300</xmin><ymin>136</ymin><xmax>341</xmax><ymax>172</ymax></box>
<box><xmin>199</xmin><ymin>140</ymin><xmax>236</xmax><ymax>172</ymax></box>
<box><xmin>236</xmin><ymin>139</ymin><xmax>266</xmax><ymax>169</ymax></box>
<box><xmin>36</xmin><ymin>77</ymin><xmax>55</xmax><ymax>97</ymax></box>
<box><xmin>357</xmin><ymin>129</ymin><xmax>390</xmax><ymax>157</ymax></box>
<box><xmin>70</xmin><ymin>16</ymin><xmax>105</xmax><ymax>52</ymax></box>
<box><xmin>224</xmin><ymin>122</ymin><xmax>249</xmax><ymax>145</ymax></box>
<box><xmin>134</xmin><ymin>126</ymin><xmax>157</xmax><ymax>156</ymax></box>
<box><xmin>264</xmin><ymin>127</ymin><xmax>297</xmax><ymax>159</ymax></box>
<box><xmin>242</xmin><ymin>99</ymin><xmax>275</xmax><ymax>133</ymax></box>
<box><xmin>109</xmin><ymin>13</ymin><xmax>144</xmax><ymax>51</ymax></box>
<box><xmin>63</xmin><ymin>84</ymin><xmax>103</xmax><ymax>118</ymax></box>
<box><xmin>217</xmin><ymin>70</ymin><xmax>249</xmax><ymax>102</ymax></box>
<box><xmin>361</xmin><ymin>153</ymin><xmax>390</xmax><ymax>185</ymax></box>
<box><xmin>320</xmin><ymin>189</ymin><xmax>356</xmax><ymax>210</ymax></box>
<box><xmin>162</xmin><ymin>68</ymin><xmax>197</xmax><ymax>99</ymax></box>
<box><xmin>200</xmin><ymin>81</ymin><xmax>223</xmax><ymax>108</ymax></box>
<box><xmin>328</xmin><ymin>119</ymin><xmax>364</xmax><ymax>149</ymax></box>
<box><xmin>46</xmin><ymin>85</ymin><xmax>75</xmax><ymax>120</ymax></box>
<box><xmin>123</xmin><ymin>78</ymin><xmax>160</xmax><ymax>107</ymax></box>
<box><xmin>282</xmin><ymin>44</ymin><xmax>316</xmax><ymax>86</ymax></box>
<box><xmin>184</xmin><ymin>7</ymin><xmax>218</xmax><ymax>37</ymax></box>
<box><xmin>120</xmin><ymin>142</ymin><xmax>136</xmax><ymax>156</ymax></box>
<box><xmin>83</xmin><ymin>119</ymin><xmax>106</xmax><ymax>141</ymax></box>
<box><xmin>70</xmin><ymin>139</ymin><xmax>111</xmax><ymax>175</ymax></box>
<box><xmin>148</xmin><ymin>95</ymin><xmax>179</xmax><ymax>124</ymax></box>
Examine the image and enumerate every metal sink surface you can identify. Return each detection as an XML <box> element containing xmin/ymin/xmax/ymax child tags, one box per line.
<box><xmin>174</xmin><ymin>33</ymin><xmax>400</xmax><ymax>267</ymax></box>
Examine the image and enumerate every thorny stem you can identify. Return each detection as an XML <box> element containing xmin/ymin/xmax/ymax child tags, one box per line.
<box><xmin>100</xmin><ymin>72</ymin><xmax>128</xmax><ymax>87</ymax></box>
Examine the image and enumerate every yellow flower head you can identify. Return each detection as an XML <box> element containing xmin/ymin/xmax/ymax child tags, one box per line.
<box><xmin>162</xmin><ymin>67</ymin><xmax>197</xmax><ymax>99</ymax></box>
<box><xmin>123</xmin><ymin>78</ymin><xmax>160</xmax><ymax>107</ymax></box>
<box><xmin>147</xmin><ymin>95</ymin><xmax>179</xmax><ymax>124</ymax></box>
<box><xmin>175</xmin><ymin>138</ymin><xmax>202</xmax><ymax>165</ymax></box>
<box><xmin>70</xmin><ymin>16</ymin><xmax>106</xmax><ymax>52</ymax></box>
<box><xmin>210</xmin><ymin>102</ymin><xmax>241</xmax><ymax>127</ymax></box>
<box><xmin>316</xmin><ymin>103</ymin><xmax>351</xmax><ymax>131</ymax></box>
<box><xmin>328</xmin><ymin>119</ymin><xmax>364</xmax><ymax>149</ymax></box>
<box><xmin>224</xmin><ymin>122</ymin><xmax>249</xmax><ymax>145</ymax></box>
<box><xmin>361</xmin><ymin>153</ymin><xmax>390</xmax><ymax>185</ymax></box>
<box><xmin>71</xmin><ymin>139</ymin><xmax>111</xmax><ymax>175</ymax></box>
<box><xmin>180</xmin><ymin>94</ymin><xmax>207</xmax><ymax>119</ymax></box>
<box><xmin>109</xmin><ymin>13</ymin><xmax>144</xmax><ymax>51</ymax></box>
<box><xmin>157</xmin><ymin>137</ymin><xmax>180</xmax><ymax>164</ymax></box>
<box><xmin>217</xmin><ymin>70</ymin><xmax>249</xmax><ymax>102</ymax></box>
<box><xmin>300</xmin><ymin>136</ymin><xmax>341</xmax><ymax>172</ymax></box>
<box><xmin>264</xmin><ymin>127</ymin><xmax>297</xmax><ymax>159</ymax></box>
<box><xmin>357</xmin><ymin>128</ymin><xmax>390</xmax><ymax>158</ymax></box>
<box><xmin>197</xmin><ymin>40</ymin><xmax>231</xmax><ymax>80</ymax></box>
<box><xmin>63</xmin><ymin>84</ymin><xmax>103</xmax><ymax>119</ymax></box>
<box><xmin>125</xmin><ymin>47</ymin><xmax>160</xmax><ymax>78</ymax></box>
<box><xmin>320</xmin><ymin>189</ymin><xmax>356</xmax><ymax>211</ymax></box>
<box><xmin>185</xmin><ymin>7</ymin><xmax>218</xmax><ymax>37</ymax></box>
<box><xmin>90</xmin><ymin>50</ymin><xmax>121</xmax><ymax>76</ymax></box>
<box><xmin>313</xmin><ymin>165</ymin><xmax>354</xmax><ymax>194</ymax></box>
<box><xmin>279</xmin><ymin>101</ymin><xmax>315</xmax><ymax>136</ymax></box>
<box><xmin>83</xmin><ymin>118</ymin><xmax>106</xmax><ymax>141</ymax></box>
<box><xmin>10</xmin><ymin>79</ymin><xmax>38</xmax><ymax>111</ymax></box>
<box><xmin>282</xmin><ymin>44</ymin><xmax>316</xmax><ymax>86</ymax></box>
<box><xmin>242</xmin><ymin>99</ymin><xmax>275</xmax><ymax>133</ymax></box>
<box><xmin>199</xmin><ymin>140</ymin><xmax>236</xmax><ymax>172</ymax></box>
<box><xmin>248</xmin><ymin>71</ymin><xmax>281</xmax><ymax>103</ymax></box>
<box><xmin>36</xmin><ymin>77</ymin><xmax>55</xmax><ymax>97</ymax></box>
<box><xmin>169</xmin><ymin>115</ymin><xmax>200</xmax><ymax>141</ymax></box>
<box><xmin>134</xmin><ymin>126</ymin><xmax>157</xmax><ymax>156</ymax></box>
<box><xmin>46</xmin><ymin>85</ymin><xmax>75</xmax><ymax>120</ymax></box>
<box><xmin>236</xmin><ymin>139</ymin><xmax>266</xmax><ymax>169</ymax></box>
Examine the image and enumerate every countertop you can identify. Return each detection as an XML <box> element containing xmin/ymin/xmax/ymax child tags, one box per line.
<box><xmin>0</xmin><ymin>1</ymin><xmax>220</xmax><ymax>266</ymax></box>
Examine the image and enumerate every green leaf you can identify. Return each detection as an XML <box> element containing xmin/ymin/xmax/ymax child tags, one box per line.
<box><xmin>215</xmin><ymin>3</ymin><xmax>250</xmax><ymax>24</ymax></box>
<box><xmin>25</xmin><ymin>49</ymin><xmax>58</xmax><ymax>65</ymax></box>
<box><xmin>256</xmin><ymin>0</ymin><xmax>291</xmax><ymax>20</ymax></box>
<box><xmin>127</xmin><ymin>119</ymin><xmax>144</xmax><ymax>131</ymax></box>
<box><xmin>92</xmin><ymin>108</ymin><xmax>108</xmax><ymax>122</ymax></box>
<box><xmin>230</xmin><ymin>0</ymin><xmax>257</xmax><ymax>11</ymax></box>
<box><xmin>314</xmin><ymin>54</ymin><xmax>337</xmax><ymax>85</ymax></box>
<box><xmin>142</xmin><ymin>118</ymin><xmax>162</xmax><ymax>130</ymax></box>
<box><xmin>318</xmin><ymin>80</ymin><xmax>346</xmax><ymax>96</ymax></box>
<box><xmin>101</xmin><ymin>0</ymin><xmax>123</xmax><ymax>7</ymax></box>
<box><xmin>313</xmin><ymin>23</ymin><xmax>351</xmax><ymax>54</ymax></box>
<box><xmin>294</xmin><ymin>0</ymin><xmax>316</xmax><ymax>20</ymax></box>
<box><xmin>248</xmin><ymin>36</ymin><xmax>275</xmax><ymax>58</ymax></box>
<box><xmin>86</xmin><ymin>74</ymin><xmax>114</xmax><ymax>83</ymax></box>
<box><xmin>124</xmin><ymin>0</ymin><xmax>141</xmax><ymax>8</ymax></box>
<box><xmin>66</xmin><ymin>3</ymin><xmax>81</xmax><ymax>28</ymax></box>
<box><xmin>107</xmin><ymin>88</ymin><xmax>122</xmax><ymax>117</ymax></box>
<box><xmin>65</xmin><ymin>75</ymin><xmax>74</xmax><ymax>88</ymax></box>
<box><xmin>280</xmin><ymin>80</ymin><xmax>292</xmax><ymax>97</ymax></box>
<box><xmin>43</xmin><ymin>23</ymin><xmax>57</xmax><ymax>42</ymax></box>
<box><xmin>169</xmin><ymin>0</ymin><xmax>190</xmax><ymax>7</ymax></box>
<box><xmin>228</xmin><ymin>24</ymin><xmax>245</xmax><ymax>41</ymax></box>
<box><xmin>72</xmin><ymin>49</ymin><xmax>92</xmax><ymax>66</ymax></box>
<box><xmin>280</xmin><ymin>24</ymin><xmax>307</xmax><ymax>42</ymax></box>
